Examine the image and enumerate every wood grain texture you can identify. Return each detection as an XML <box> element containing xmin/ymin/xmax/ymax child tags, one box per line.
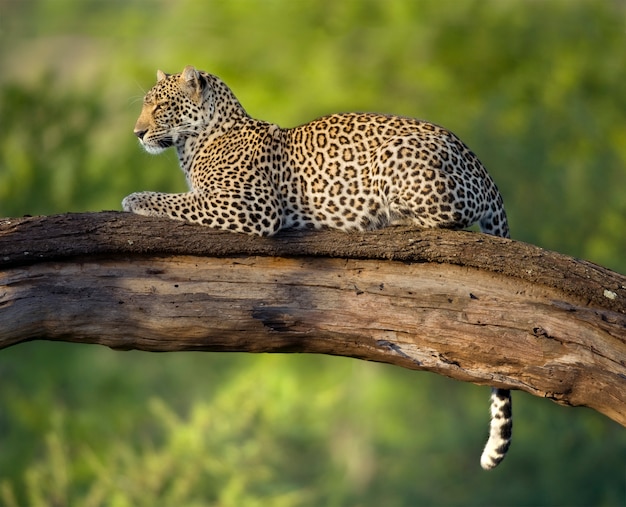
<box><xmin>1</xmin><ymin>212</ymin><xmax>625</xmax><ymax>426</ymax></box>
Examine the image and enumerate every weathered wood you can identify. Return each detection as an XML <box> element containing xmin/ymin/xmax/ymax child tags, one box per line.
<box><xmin>1</xmin><ymin>212</ymin><xmax>625</xmax><ymax>427</ymax></box>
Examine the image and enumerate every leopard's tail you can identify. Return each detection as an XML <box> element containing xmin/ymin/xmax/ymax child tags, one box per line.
<box><xmin>480</xmin><ymin>388</ymin><xmax>513</xmax><ymax>470</ymax></box>
<box><xmin>478</xmin><ymin>194</ymin><xmax>510</xmax><ymax>239</ymax></box>
<box><xmin>478</xmin><ymin>190</ymin><xmax>512</xmax><ymax>469</ymax></box>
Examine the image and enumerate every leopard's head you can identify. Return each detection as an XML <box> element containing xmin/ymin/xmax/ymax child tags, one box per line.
<box><xmin>134</xmin><ymin>65</ymin><xmax>246</xmax><ymax>154</ymax></box>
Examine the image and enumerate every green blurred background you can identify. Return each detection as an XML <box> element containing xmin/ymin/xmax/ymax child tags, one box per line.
<box><xmin>1</xmin><ymin>0</ymin><xmax>625</xmax><ymax>505</ymax></box>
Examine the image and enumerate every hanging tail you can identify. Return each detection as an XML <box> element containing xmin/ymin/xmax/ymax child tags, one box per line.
<box><xmin>480</xmin><ymin>388</ymin><xmax>513</xmax><ymax>470</ymax></box>
<box><xmin>478</xmin><ymin>191</ymin><xmax>512</xmax><ymax>469</ymax></box>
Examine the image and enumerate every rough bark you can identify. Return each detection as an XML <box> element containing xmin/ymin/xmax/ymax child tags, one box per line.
<box><xmin>1</xmin><ymin>212</ymin><xmax>625</xmax><ymax>427</ymax></box>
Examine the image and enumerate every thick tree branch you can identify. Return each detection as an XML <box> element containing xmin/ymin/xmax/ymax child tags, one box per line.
<box><xmin>1</xmin><ymin>212</ymin><xmax>625</xmax><ymax>426</ymax></box>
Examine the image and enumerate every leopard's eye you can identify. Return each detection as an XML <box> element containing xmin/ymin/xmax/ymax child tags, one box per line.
<box><xmin>153</xmin><ymin>101</ymin><xmax>168</xmax><ymax>112</ymax></box>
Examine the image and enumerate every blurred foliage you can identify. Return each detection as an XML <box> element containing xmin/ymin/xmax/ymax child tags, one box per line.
<box><xmin>0</xmin><ymin>0</ymin><xmax>625</xmax><ymax>505</ymax></box>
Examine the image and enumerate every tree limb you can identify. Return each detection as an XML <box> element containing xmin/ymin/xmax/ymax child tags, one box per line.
<box><xmin>1</xmin><ymin>212</ymin><xmax>625</xmax><ymax>426</ymax></box>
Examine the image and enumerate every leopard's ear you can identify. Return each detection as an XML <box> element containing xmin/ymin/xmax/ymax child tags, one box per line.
<box><xmin>180</xmin><ymin>65</ymin><xmax>203</xmax><ymax>99</ymax></box>
<box><xmin>156</xmin><ymin>70</ymin><xmax>168</xmax><ymax>82</ymax></box>
<box><xmin>181</xmin><ymin>65</ymin><xmax>197</xmax><ymax>79</ymax></box>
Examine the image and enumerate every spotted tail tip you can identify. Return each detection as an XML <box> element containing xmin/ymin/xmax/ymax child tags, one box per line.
<box><xmin>480</xmin><ymin>388</ymin><xmax>512</xmax><ymax>470</ymax></box>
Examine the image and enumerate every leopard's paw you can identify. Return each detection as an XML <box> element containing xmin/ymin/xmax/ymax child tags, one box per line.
<box><xmin>122</xmin><ymin>192</ymin><xmax>163</xmax><ymax>217</ymax></box>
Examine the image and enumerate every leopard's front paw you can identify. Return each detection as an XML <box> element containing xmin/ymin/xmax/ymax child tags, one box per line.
<box><xmin>121</xmin><ymin>192</ymin><xmax>163</xmax><ymax>217</ymax></box>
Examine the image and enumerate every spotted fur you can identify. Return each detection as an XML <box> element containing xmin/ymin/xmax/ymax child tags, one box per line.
<box><xmin>123</xmin><ymin>65</ymin><xmax>513</xmax><ymax>469</ymax></box>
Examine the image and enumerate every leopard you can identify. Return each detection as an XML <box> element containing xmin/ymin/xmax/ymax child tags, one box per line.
<box><xmin>123</xmin><ymin>65</ymin><xmax>513</xmax><ymax>470</ymax></box>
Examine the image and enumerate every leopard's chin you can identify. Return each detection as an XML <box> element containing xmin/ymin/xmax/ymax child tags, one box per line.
<box><xmin>141</xmin><ymin>137</ymin><xmax>172</xmax><ymax>155</ymax></box>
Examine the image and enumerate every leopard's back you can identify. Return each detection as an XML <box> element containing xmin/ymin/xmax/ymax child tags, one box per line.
<box><xmin>275</xmin><ymin>112</ymin><xmax>509</xmax><ymax>238</ymax></box>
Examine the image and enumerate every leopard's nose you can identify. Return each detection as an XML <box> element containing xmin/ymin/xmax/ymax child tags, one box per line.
<box><xmin>134</xmin><ymin>129</ymin><xmax>147</xmax><ymax>140</ymax></box>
